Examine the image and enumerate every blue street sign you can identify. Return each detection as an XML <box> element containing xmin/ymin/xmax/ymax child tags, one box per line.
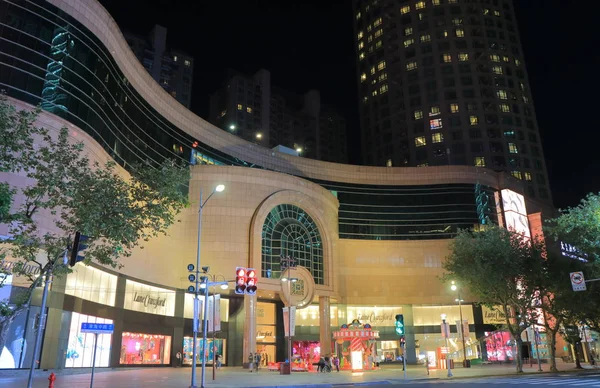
<box><xmin>81</xmin><ymin>322</ymin><xmax>114</xmax><ymax>334</ymax></box>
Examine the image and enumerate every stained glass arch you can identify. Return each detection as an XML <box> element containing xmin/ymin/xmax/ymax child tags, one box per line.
<box><xmin>261</xmin><ymin>204</ymin><xmax>324</xmax><ymax>285</ymax></box>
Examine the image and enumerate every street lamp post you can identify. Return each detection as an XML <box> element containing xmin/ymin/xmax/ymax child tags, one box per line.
<box><xmin>205</xmin><ymin>274</ymin><xmax>228</xmax><ymax>381</ymax></box>
<box><xmin>190</xmin><ymin>184</ymin><xmax>224</xmax><ymax>388</ymax></box>
<box><xmin>451</xmin><ymin>281</ymin><xmax>468</xmax><ymax>367</ymax></box>
<box><xmin>280</xmin><ymin>254</ymin><xmax>298</xmax><ymax>374</ymax></box>
<box><xmin>441</xmin><ymin>314</ymin><xmax>453</xmax><ymax>377</ymax></box>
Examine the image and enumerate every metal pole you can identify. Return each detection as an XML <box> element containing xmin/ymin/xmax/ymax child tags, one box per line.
<box><xmin>443</xmin><ymin>318</ymin><xmax>453</xmax><ymax>378</ymax></box>
<box><xmin>191</xmin><ymin>188</ymin><xmax>203</xmax><ymax>388</ymax></box>
<box><xmin>403</xmin><ymin>342</ymin><xmax>407</xmax><ymax>379</ymax></box>
<box><xmin>201</xmin><ymin>282</ymin><xmax>210</xmax><ymax>388</ymax></box>
<box><xmin>525</xmin><ymin>328</ymin><xmax>532</xmax><ymax>367</ymax></box>
<box><xmin>457</xmin><ymin>293</ymin><xmax>467</xmax><ymax>366</ymax></box>
<box><xmin>90</xmin><ymin>333</ymin><xmax>98</xmax><ymax>388</ymax></box>
<box><xmin>27</xmin><ymin>268</ymin><xmax>52</xmax><ymax>388</ymax></box>
<box><xmin>288</xmin><ymin>280</ymin><xmax>292</xmax><ymax>371</ymax></box>
<box><xmin>582</xmin><ymin>325</ymin><xmax>589</xmax><ymax>363</ymax></box>
<box><xmin>534</xmin><ymin>326</ymin><xmax>542</xmax><ymax>371</ymax></box>
<box><xmin>212</xmin><ymin>290</ymin><xmax>216</xmax><ymax>381</ymax></box>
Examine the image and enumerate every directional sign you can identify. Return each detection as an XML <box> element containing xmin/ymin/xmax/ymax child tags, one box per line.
<box><xmin>570</xmin><ymin>271</ymin><xmax>586</xmax><ymax>292</ymax></box>
<box><xmin>81</xmin><ymin>323</ymin><xmax>114</xmax><ymax>334</ymax></box>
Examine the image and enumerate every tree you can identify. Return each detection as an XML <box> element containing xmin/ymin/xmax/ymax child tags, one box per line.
<box><xmin>0</xmin><ymin>96</ymin><xmax>189</xmax><ymax>359</ymax></box>
<box><xmin>545</xmin><ymin>193</ymin><xmax>600</xmax><ymax>262</ymax></box>
<box><xmin>444</xmin><ymin>225</ymin><xmax>546</xmax><ymax>373</ymax></box>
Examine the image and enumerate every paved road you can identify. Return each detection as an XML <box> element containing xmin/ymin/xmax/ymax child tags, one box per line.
<box><xmin>410</xmin><ymin>372</ymin><xmax>600</xmax><ymax>386</ymax></box>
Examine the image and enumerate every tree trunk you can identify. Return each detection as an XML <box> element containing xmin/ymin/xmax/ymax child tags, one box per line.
<box><xmin>515</xmin><ymin>337</ymin><xmax>524</xmax><ymax>373</ymax></box>
<box><xmin>548</xmin><ymin>329</ymin><xmax>558</xmax><ymax>372</ymax></box>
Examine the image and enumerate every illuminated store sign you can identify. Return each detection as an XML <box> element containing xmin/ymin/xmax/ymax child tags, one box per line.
<box><xmin>501</xmin><ymin>189</ymin><xmax>530</xmax><ymax>238</ymax></box>
<box><xmin>124</xmin><ymin>280</ymin><xmax>175</xmax><ymax>316</ymax></box>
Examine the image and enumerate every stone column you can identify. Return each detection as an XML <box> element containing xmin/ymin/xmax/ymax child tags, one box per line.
<box><xmin>319</xmin><ymin>296</ymin><xmax>331</xmax><ymax>355</ymax></box>
<box><xmin>242</xmin><ymin>295</ymin><xmax>257</xmax><ymax>365</ymax></box>
<box><xmin>402</xmin><ymin>304</ymin><xmax>417</xmax><ymax>364</ymax></box>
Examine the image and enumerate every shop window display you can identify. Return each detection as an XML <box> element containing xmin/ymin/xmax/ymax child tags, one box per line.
<box><xmin>66</xmin><ymin>312</ymin><xmax>113</xmax><ymax>368</ymax></box>
<box><xmin>182</xmin><ymin>337</ymin><xmax>225</xmax><ymax>365</ymax></box>
<box><xmin>484</xmin><ymin>331</ymin><xmax>515</xmax><ymax>362</ymax></box>
<box><xmin>120</xmin><ymin>332</ymin><xmax>171</xmax><ymax>365</ymax></box>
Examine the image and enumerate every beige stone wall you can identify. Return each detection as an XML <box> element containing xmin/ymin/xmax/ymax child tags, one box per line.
<box><xmin>337</xmin><ymin>239</ymin><xmax>456</xmax><ymax>306</ymax></box>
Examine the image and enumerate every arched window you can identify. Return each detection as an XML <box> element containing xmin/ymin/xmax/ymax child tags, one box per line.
<box><xmin>261</xmin><ymin>204</ymin><xmax>324</xmax><ymax>285</ymax></box>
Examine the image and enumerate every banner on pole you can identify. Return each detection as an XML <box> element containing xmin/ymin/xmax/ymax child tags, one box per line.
<box><xmin>283</xmin><ymin>306</ymin><xmax>296</xmax><ymax>337</ymax></box>
<box><xmin>208</xmin><ymin>294</ymin><xmax>221</xmax><ymax>333</ymax></box>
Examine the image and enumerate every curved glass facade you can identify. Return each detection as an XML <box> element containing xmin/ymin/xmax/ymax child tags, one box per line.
<box><xmin>0</xmin><ymin>0</ymin><xmax>499</xmax><ymax>241</ymax></box>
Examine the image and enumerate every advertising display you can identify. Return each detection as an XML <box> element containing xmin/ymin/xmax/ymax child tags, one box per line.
<box><xmin>484</xmin><ymin>331</ymin><xmax>515</xmax><ymax>362</ymax></box>
<box><xmin>501</xmin><ymin>189</ymin><xmax>531</xmax><ymax>238</ymax></box>
<box><xmin>66</xmin><ymin>312</ymin><xmax>113</xmax><ymax>368</ymax></box>
<box><xmin>0</xmin><ymin>306</ymin><xmax>40</xmax><ymax>369</ymax></box>
<box><xmin>119</xmin><ymin>332</ymin><xmax>171</xmax><ymax>365</ymax></box>
<box><xmin>182</xmin><ymin>337</ymin><xmax>225</xmax><ymax>365</ymax></box>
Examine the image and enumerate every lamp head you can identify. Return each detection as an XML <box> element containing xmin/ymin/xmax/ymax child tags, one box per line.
<box><xmin>202</xmin><ymin>266</ymin><xmax>210</xmax><ymax>273</ymax></box>
<box><xmin>215</xmin><ymin>185</ymin><xmax>225</xmax><ymax>192</ymax></box>
<box><xmin>290</xmin><ymin>278</ymin><xmax>299</xmax><ymax>283</ymax></box>
<box><xmin>441</xmin><ymin>313</ymin><xmax>447</xmax><ymax>320</ymax></box>
<box><xmin>451</xmin><ymin>284</ymin><xmax>457</xmax><ymax>291</ymax></box>
<box><xmin>281</xmin><ymin>277</ymin><xmax>288</xmax><ymax>282</ymax></box>
<box><xmin>220</xmin><ymin>283</ymin><xmax>229</xmax><ymax>290</ymax></box>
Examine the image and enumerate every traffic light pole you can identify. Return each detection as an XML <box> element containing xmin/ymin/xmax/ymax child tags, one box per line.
<box><xmin>201</xmin><ymin>283</ymin><xmax>209</xmax><ymax>388</ymax></box>
<box><xmin>457</xmin><ymin>292</ymin><xmax>467</xmax><ymax>367</ymax></box>
<box><xmin>191</xmin><ymin>189</ymin><xmax>204</xmax><ymax>388</ymax></box>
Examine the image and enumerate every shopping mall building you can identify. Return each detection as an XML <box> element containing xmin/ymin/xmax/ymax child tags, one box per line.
<box><xmin>1</xmin><ymin>0</ymin><xmax>577</xmax><ymax>371</ymax></box>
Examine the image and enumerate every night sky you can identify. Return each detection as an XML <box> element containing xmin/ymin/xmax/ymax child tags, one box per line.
<box><xmin>98</xmin><ymin>0</ymin><xmax>600</xmax><ymax>209</ymax></box>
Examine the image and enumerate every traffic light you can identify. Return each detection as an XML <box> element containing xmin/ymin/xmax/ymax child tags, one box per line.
<box><xmin>246</xmin><ymin>268</ymin><xmax>257</xmax><ymax>295</ymax></box>
<box><xmin>69</xmin><ymin>232</ymin><xmax>89</xmax><ymax>267</ymax></box>
<box><xmin>395</xmin><ymin>314</ymin><xmax>405</xmax><ymax>336</ymax></box>
<box><xmin>187</xmin><ymin>264</ymin><xmax>196</xmax><ymax>294</ymax></box>
<box><xmin>235</xmin><ymin>267</ymin><xmax>246</xmax><ymax>294</ymax></box>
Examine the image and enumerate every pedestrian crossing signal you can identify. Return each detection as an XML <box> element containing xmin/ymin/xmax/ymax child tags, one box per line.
<box><xmin>395</xmin><ymin>314</ymin><xmax>405</xmax><ymax>336</ymax></box>
<box><xmin>235</xmin><ymin>267</ymin><xmax>246</xmax><ymax>294</ymax></box>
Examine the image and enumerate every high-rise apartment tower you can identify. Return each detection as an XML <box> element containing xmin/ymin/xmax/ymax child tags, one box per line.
<box><xmin>353</xmin><ymin>0</ymin><xmax>551</xmax><ymax>202</ymax></box>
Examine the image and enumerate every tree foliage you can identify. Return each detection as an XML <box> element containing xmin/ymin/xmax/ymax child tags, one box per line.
<box><xmin>0</xmin><ymin>95</ymin><xmax>189</xmax><ymax>353</ymax></box>
<box><xmin>444</xmin><ymin>225</ymin><xmax>546</xmax><ymax>373</ymax></box>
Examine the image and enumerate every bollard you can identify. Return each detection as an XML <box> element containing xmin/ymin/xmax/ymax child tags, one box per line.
<box><xmin>48</xmin><ymin>372</ymin><xmax>56</xmax><ymax>388</ymax></box>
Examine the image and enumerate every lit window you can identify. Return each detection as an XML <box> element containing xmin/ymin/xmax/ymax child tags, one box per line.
<box><xmin>401</xmin><ymin>5</ymin><xmax>410</xmax><ymax>14</ymax></box>
<box><xmin>184</xmin><ymin>60</ymin><xmax>191</xmax><ymax>66</ymax></box>
<box><xmin>247</xmin><ymin>107</ymin><xmax>253</xmax><ymax>113</ymax></box>
<box><xmin>524</xmin><ymin>172</ymin><xmax>532</xmax><ymax>181</ymax></box>
<box><xmin>356</xmin><ymin>11</ymin><xmax>361</xmax><ymax>20</ymax></box>
<box><xmin>237</xmin><ymin>104</ymin><xmax>243</xmax><ymax>110</ymax></box>
<box><xmin>456</xmin><ymin>28</ymin><xmax>465</xmax><ymax>38</ymax></box>
<box><xmin>450</xmin><ymin>103</ymin><xmax>459</xmax><ymax>113</ymax></box>
<box><xmin>370</xmin><ymin>66</ymin><xmax>376</xmax><ymax>75</ymax></box>
<box><xmin>483</xmin><ymin>8</ymin><xmax>490</xmax><ymax>15</ymax></box>
<box><xmin>511</xmin><ymin>171</ymin><xmax>522</xmax><ymax>180</ymax></box>
<box><xmin>442</xmin><ymin>53</ymin><xmax>452</xmax><ymax>63</ymax></box>
<box><xmin>362</xmin><ymin>96</ymin><xmax>369</xmax><ymax>104</ymax></box>
<box><xmin>492</xmin><ymin>65</ymin><xmax>503</xmax><ymax>74</ymax></box>
<box><xmin>374</xmin><ymin>17</ymin><xmax>382</xmax><ymax>27</ymax></box>
<box><xmin>360</xmin><ymin>73</ymin><xmax>367</xmax><ymax>82</ymax></box>
<box><xmin>173</xmin><ymin>55</ymin><xmax>178</xmax><ymax>62</ymax></box>
<box><xmin>375</xmin><ymin>41</ymin><xmax>383</xmax><ymax>49</ymax></box>
<box><xmin>458</xmin><ymin>53</ymin><xmax>469</xmax><ymax>61</ymax></box>
<box><xmin>414</xmin><ymin>110</ymin><xmax>424</xmax><ymax>120</ymax></box>
<box><xmin>443</xmin><ymin>30</ymin><xmax>449</xmax><ymax>37</ymax></box>
<box><xmin>470</xmin><ymin>115</ymin><xmax>479</xmax><ymax>126</ymax></box>
<box><xmin>416</xmin><ymin>1</ymin><xmax>426</xmax><ymax>9</ymax></box>
<box><xmin>405</xmin><ymin>27</ymin><xmax>413</xmax><ymax>36</ymax></box>
<box><xmin>358</xmin><ymin>31</ymin><xmax>364</xmax><ymax>39</ymax></box>
<box><xmin>432</xmin><ymin>133</ymin><xmax>444</xmax><ymax>143</ymax></box>
<box><xmin>404</xmin><ymin>38</ymin><xmax>415</xmax><ymax>48</ymax></box>
<box><xmin>515</xmin><ymin>58</ymin><xmax>521</xmax><ymax>66</ymax></box>
<box><xmin>508</xmin><ymin>143</ymin><xmax>518</xmax><ymax>154</ymax></box>
<box><xmin>494</xmin><ymin>10</ymin><xmax>501</xmax><ymax>17</ymax></box>
<box><xmin>429</xmin><ymin>106</ymin><xmax>441</xmax><ymax>116</ymax></box>
<box><xmin>220</xmin><ymin>109</ymin><xmax>226</xmax><ymax>117</ymax></box>
<box><xmin>503</xmin><ymin>56</ymin><xmax>510</xmax><ymax>62</ymax></box>
<box><xmin>372</xmin><ymin>90</ymin><xmax>378</xmax><ymax>97</ymax></box>
<box><xmin>474</xmin><ymin>157</ymin><xmax>485</xmax><ymax>167</ymax></box>
<box><xmin>522</xmin><ymin>96</ymin><xmax>530</xmax><ymax>104</ymax></box>
<box><xmin>371</xmin><ymin>78</ymin><xmax>377</xmax><ymax>85</ymax></box>
<box><xmin>490</xmin><ymin>54</ymin><xmax>500</xmax><ymax>62</ymax></box>
<box><xmin>406</xmin><ymin>61</ymin><xmax>418</xmax><ymax>71</ymax></box>
<box><xmin>359</xmin><ymin>52</ymin><xmax>365</xmax><ymax>60</ymax></box>
<box><xmin>497</xmin><ymin>90</ymin><xmax>508</xmax><ymax>100</ymax></box>
<box><xmin>378</xmin><ymin>73</ymin><xmax>388</xmax><ymax>82</ymax></box>
<box><xmin>430</xmin><ymin>118</ymin><xmax>443</xmax><ymax>129</ymax></box>
<box><xmin>420</xmin><ymin>34</ymin><xmax>431</xmax><ymax>43</ymax></box>
<box><xmin>433</xmin><ymin>0</ymin><xmax>440</xmax><ymax>5</ymax></box>
<box><xmin>499</xmin><ymin>104</ymin><xmax>511</xmax><ymax>113</ymax></box>
<box><xmin>415</xmin><ymin>136</ymin><xmax>427</xmax><ymax>147</ymax></box>
<box><xmin>377</xmin><ymin>60</ymin><xmax>386</xmax><ymax>71</ymax></box>
<box><xmin>358</xmin><ymin>41</ymin><xmax>364</xmax><ymax>49</ymax></box>
<box><xmin>379</xmin><ymin>84</ymin><xmax>388</xmax><ymax>94</ymax></box>
<box><xmin>375</xmin><ymin>29</ymin><xmax>383</xmax><ymax>38</ymax></box>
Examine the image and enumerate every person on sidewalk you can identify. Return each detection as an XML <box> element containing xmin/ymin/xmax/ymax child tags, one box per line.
<box><xmin>248</xmin><ymin>353</ymin><xmax>253</xmax><ymax>373</ymax></box>
<box><xmin>333</xmin><ymin>356</ymin><xmax>340</xmax><ymax>372</ymax></box>
<box><xmin>255</xmin><ymin>353</ymin><xmax>261</xmax><ymax>372</ymax></box>
<box><xmin>425</xmin><ymin>357</ymin><xmax>430</xmax><ymax>375</ymax></box>
<box><xmin>317</xmin><ymin>357</ymin><xmax>325</xmax><ymax>373</ymax></box>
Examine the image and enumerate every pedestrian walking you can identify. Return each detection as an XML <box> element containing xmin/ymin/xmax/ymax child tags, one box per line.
<box><xmin>333</xmin><ymin>356</ymin><xmax>340</xmax><ymax>372</ymax></box>
<box><xmin>248</xmin><ymin>353</ymin><xmax>254</xmax><ymax>373</ymax></box>
<box><xmin>317</xmin><ymin>357</ymin><xmax>325</xmax><ymax>373</ymax></box>
<box><xmin>216</xmin><ymin>354</ymin><xmax>222</xmax><ymax>369</ymax></box>
<box><xmin>425</xmin><ymin>357</ymin><xmax>430</xmax><ymax>375</ymax></box>
<box><xmin>255</xmin><ymin>353</ymin><xmax>261</xmax><ymax>372</ymax></box>
<box><xmin>175</xmin><ymin>351</ymin><xmax>182</xmax><ymax>367</ymax></box>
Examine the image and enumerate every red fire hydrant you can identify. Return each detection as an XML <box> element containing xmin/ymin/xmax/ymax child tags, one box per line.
<box><xmin>48</xmin><ymin>372</ymin><xmax>56</xmax><ymax>388</ymax></box>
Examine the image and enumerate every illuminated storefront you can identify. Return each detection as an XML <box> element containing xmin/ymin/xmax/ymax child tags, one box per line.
<box><xmin>119</xmin><ymin>332</ymin><xmax>171</xmax><ymax>365</ymax></box>
<box><xmin>66</xmin><ymin>313</ymin><xmax>113</xmax><ymax>368</ymax></box>
<box><xmin>182</xmin><ymin>337</ymin><xmax>225</xmax><ymax>365</ymax></box>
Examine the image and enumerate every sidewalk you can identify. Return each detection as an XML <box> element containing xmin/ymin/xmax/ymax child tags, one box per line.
<box><xmin>1</xmin><ymin>361</ymin><xmax>598</xmax><ymax>388</ymax></box>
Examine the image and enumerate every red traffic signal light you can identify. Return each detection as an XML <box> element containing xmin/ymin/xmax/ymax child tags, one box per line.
<box><xmin>246</xmin><ymin>268</ymin><xmax>257</xmax><ymax>295</ymax></box>
<box><xmin>235</xmin><ymin>267</ymin><xmax>247</xmax><ymax>295</ymax></box>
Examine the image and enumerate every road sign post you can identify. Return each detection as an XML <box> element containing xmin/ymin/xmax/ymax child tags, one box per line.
<box><xmin>81</xmin><ymin>323</ymin><xmax>114</xmax><ymax>388</ymax></box>
<box><xmin>570</xmin><ymin>271</ymin><xmax>586</xmax><ymax>291</ymax></box>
